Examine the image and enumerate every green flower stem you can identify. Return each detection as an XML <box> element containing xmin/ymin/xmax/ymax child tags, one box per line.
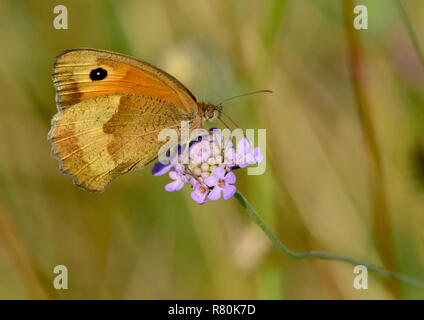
<box><xmin>397</xmin><ymin>0</ymin><xmax>424</xmax><ymax>68</ymax></box>
<box><xmin>234</xmin><ymin>190</ymin><xmax>424</xmax><ymax>289</ymax></box>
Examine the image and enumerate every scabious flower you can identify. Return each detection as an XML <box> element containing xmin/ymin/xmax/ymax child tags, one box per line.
<box><xmin>152</xmin><ymin>129</ymin><xmax>263</xmax><ymax>204</ymax></box>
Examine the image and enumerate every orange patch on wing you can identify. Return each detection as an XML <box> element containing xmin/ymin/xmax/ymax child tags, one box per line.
<box><xmin>52</xmin><ymin>49</ymin><xmax>198</xmax><ymax>116</ymax></box>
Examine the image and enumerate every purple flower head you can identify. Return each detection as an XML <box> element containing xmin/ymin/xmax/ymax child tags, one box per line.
<box><xmin>205</xmin><ymin>167</ymin><xmax>236</xmax><ymax>200</ymax></box>
<box><xmin>152</xmin><ymin>130</ymin><xmax>263</xmax><ymax>204</ymax></box>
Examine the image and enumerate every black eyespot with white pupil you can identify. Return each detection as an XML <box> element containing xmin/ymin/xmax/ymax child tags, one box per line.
<box><xmin>89</xmin><ymin>67</ymin><xmax>107</xmax><ymax>81</ymax></box>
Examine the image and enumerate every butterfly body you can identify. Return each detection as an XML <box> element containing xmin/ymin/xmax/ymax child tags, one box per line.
<box><xmin>49</xmin><ymin>48</ymin><xmax>221</xmax><ymax>192</ymax></box>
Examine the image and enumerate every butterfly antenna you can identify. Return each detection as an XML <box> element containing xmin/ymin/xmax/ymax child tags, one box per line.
<box><xmin>216</xmin><ymin>89</ymin><xmax>273</xmax><ymax>106</ymax></box>
<box><xmin>221</xmin><ymin>110</ymin><xmax>240</xmax><ymax>129</ymax></box>
<box><xmin>218</xmin><ymin>116</ymin><xmax>232</xmax><ymax>130</ymax></box>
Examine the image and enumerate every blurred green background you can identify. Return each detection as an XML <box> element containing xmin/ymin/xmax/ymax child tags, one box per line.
<box><xmin>0</xmin><ymin>0</ymin><xmax>424</xmax><ymax>299</ymax></box>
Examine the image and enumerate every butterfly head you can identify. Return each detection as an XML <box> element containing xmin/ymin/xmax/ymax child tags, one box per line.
<box><xmin>199</xmin><ymin>102</ymin><xmax>222</xmax><ymax>122</ymax></box>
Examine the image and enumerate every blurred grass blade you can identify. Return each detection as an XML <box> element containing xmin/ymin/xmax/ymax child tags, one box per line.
<box><xmin>0</xmin><ymin>204</ymin><xmax>56</xmax><ymax>299</ymax></box>
<box><xmin>261</xmin><ymin>0</ymin><xmax>287</xmax><ymax>51</ymax></box>
<box><xmin>396</xmin><ymin>0</ymin><xmax>424</xmax><ymax>69</ymax></box>
<box><xmin>342</xmin><ymin>0</ymin><xmax>399</xmax><ymax>297</ymax></box>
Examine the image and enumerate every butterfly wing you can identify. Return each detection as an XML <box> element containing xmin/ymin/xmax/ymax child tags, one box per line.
<box><xmin>49</xmin><ymin>49</ymin><xmax>201</xmax><ymax>192</ymax></box>
<box><xmin>52</xmin><ymin>48</ymin><xmax>198</xmax><ymax>114</ymax></box>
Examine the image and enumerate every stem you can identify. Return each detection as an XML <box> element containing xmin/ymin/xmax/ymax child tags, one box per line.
<box><xmin>342</xmin><ymin>0</ymin><xmax>399</xmax><ymax>295</ymax></box>
<box><xmin>396</xmin><ymin>0</ymin><xmax>424</xmax><ymax>68</ymax></box>
<box><xmin>235</xmin><ymin>190</ymin><xmax>424</xmax><ymax>289</ymax></box>
<box><xmin>0</xmin><ymin>204</ymin><xmax>56</xmax><ymax>299</ymax></box>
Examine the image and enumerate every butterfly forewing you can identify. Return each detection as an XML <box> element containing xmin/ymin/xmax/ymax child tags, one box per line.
<box><xmin>52</xmin><ymin>48</ymin><xmax>198</xmax><ymax>114</ymax></box>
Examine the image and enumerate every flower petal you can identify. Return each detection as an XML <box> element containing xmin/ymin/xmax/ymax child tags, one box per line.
<box><xmin>174</xmin><ymin>180</ymin><xmax>185</xmax><ymax>191</ymax></box>
<box><xmin>191</xmin><ymin>187</ymin><xmax>208</xmax><ymax>204</ymax></box>
<box><xmin>245</xmin><ymin>152</ymin><xmax>256</xmax><ymax>165</ymax></box>
<box><xmin>165</xmin><ymin>180</ymin><xmax>179</xmax><ymax>192</ymax></box>
<box><xmin>237</xmin><ymin>161</ymin><xmax>249</xmax><ymax>168</ymax></box>
<box><xmin>208</xmin><ymin>187</ymin><xmax>222</xmax><ymax>200</ymax></box>
<box><xmin>174</xmin><ymin>164</ymin><xmax>186</xmax><ymax>174</ymax></box>
<box><xmin>169</xmin><ymin>171</ymin><xmax>178</xmax><ymax>180</ymax></box>
<box><xmin>224</xmin><ymin>147</ymin><xmax>235</xmax><ymax>165</ymax></box>
<box><xmin>213</xmin><ymin>167</ymin><xmax>226</xmax><ymax>179</ymax></box>
<box><xmin>224</xmin><ymin>171</ymin><xmax>236</xmax><ymax>185</ymax></box>
<box><xmin>152</xmin><ymin>162</ymin><xmax>170</xmax><ymax>176</ymax></box>
<box><xmin>224</xmin><ymin>138</ymin><xmax>233</xmax><ymax>150</ymax></box>
<box><xmin>190</xmin><ymin>178</ymin><xmax>199</xmax><ymax>187</ymax></box>
<box><xmin>253</xmin><ymin>147</ymin><xmax>264</xmax><ymax>163</ymax></box>
<box><xmin>237</xmin><ymin>138</ymin><xmax>251</xmax><ymax>156</ymax></box>
<box><xmin>223</xmin><ymin>185</ymin><xmax>236</xmax><ymax>200</ymax></box>
<box><xmin>205</xmin><ymin>175</ymin><xmax>217</xmax><ymax>187</ymax></box>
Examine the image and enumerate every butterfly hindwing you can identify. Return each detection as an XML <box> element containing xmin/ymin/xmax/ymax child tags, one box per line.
<box><xmin>49</xmin><ymin>93</ymin><xmax>198</xmax><ymax>192</ymax></box>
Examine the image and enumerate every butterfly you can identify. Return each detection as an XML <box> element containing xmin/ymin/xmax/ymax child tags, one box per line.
<box><xmin>48</xmin><ymin>48</ymin><xmax>222</xmax><ymax>192</ymax></box>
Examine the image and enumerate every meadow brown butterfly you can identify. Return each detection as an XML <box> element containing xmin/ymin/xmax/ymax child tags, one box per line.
<box><xmin>49</xmin><ymin>48</ymin><xmax>222</xmax><ymax>192</ymax></box>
